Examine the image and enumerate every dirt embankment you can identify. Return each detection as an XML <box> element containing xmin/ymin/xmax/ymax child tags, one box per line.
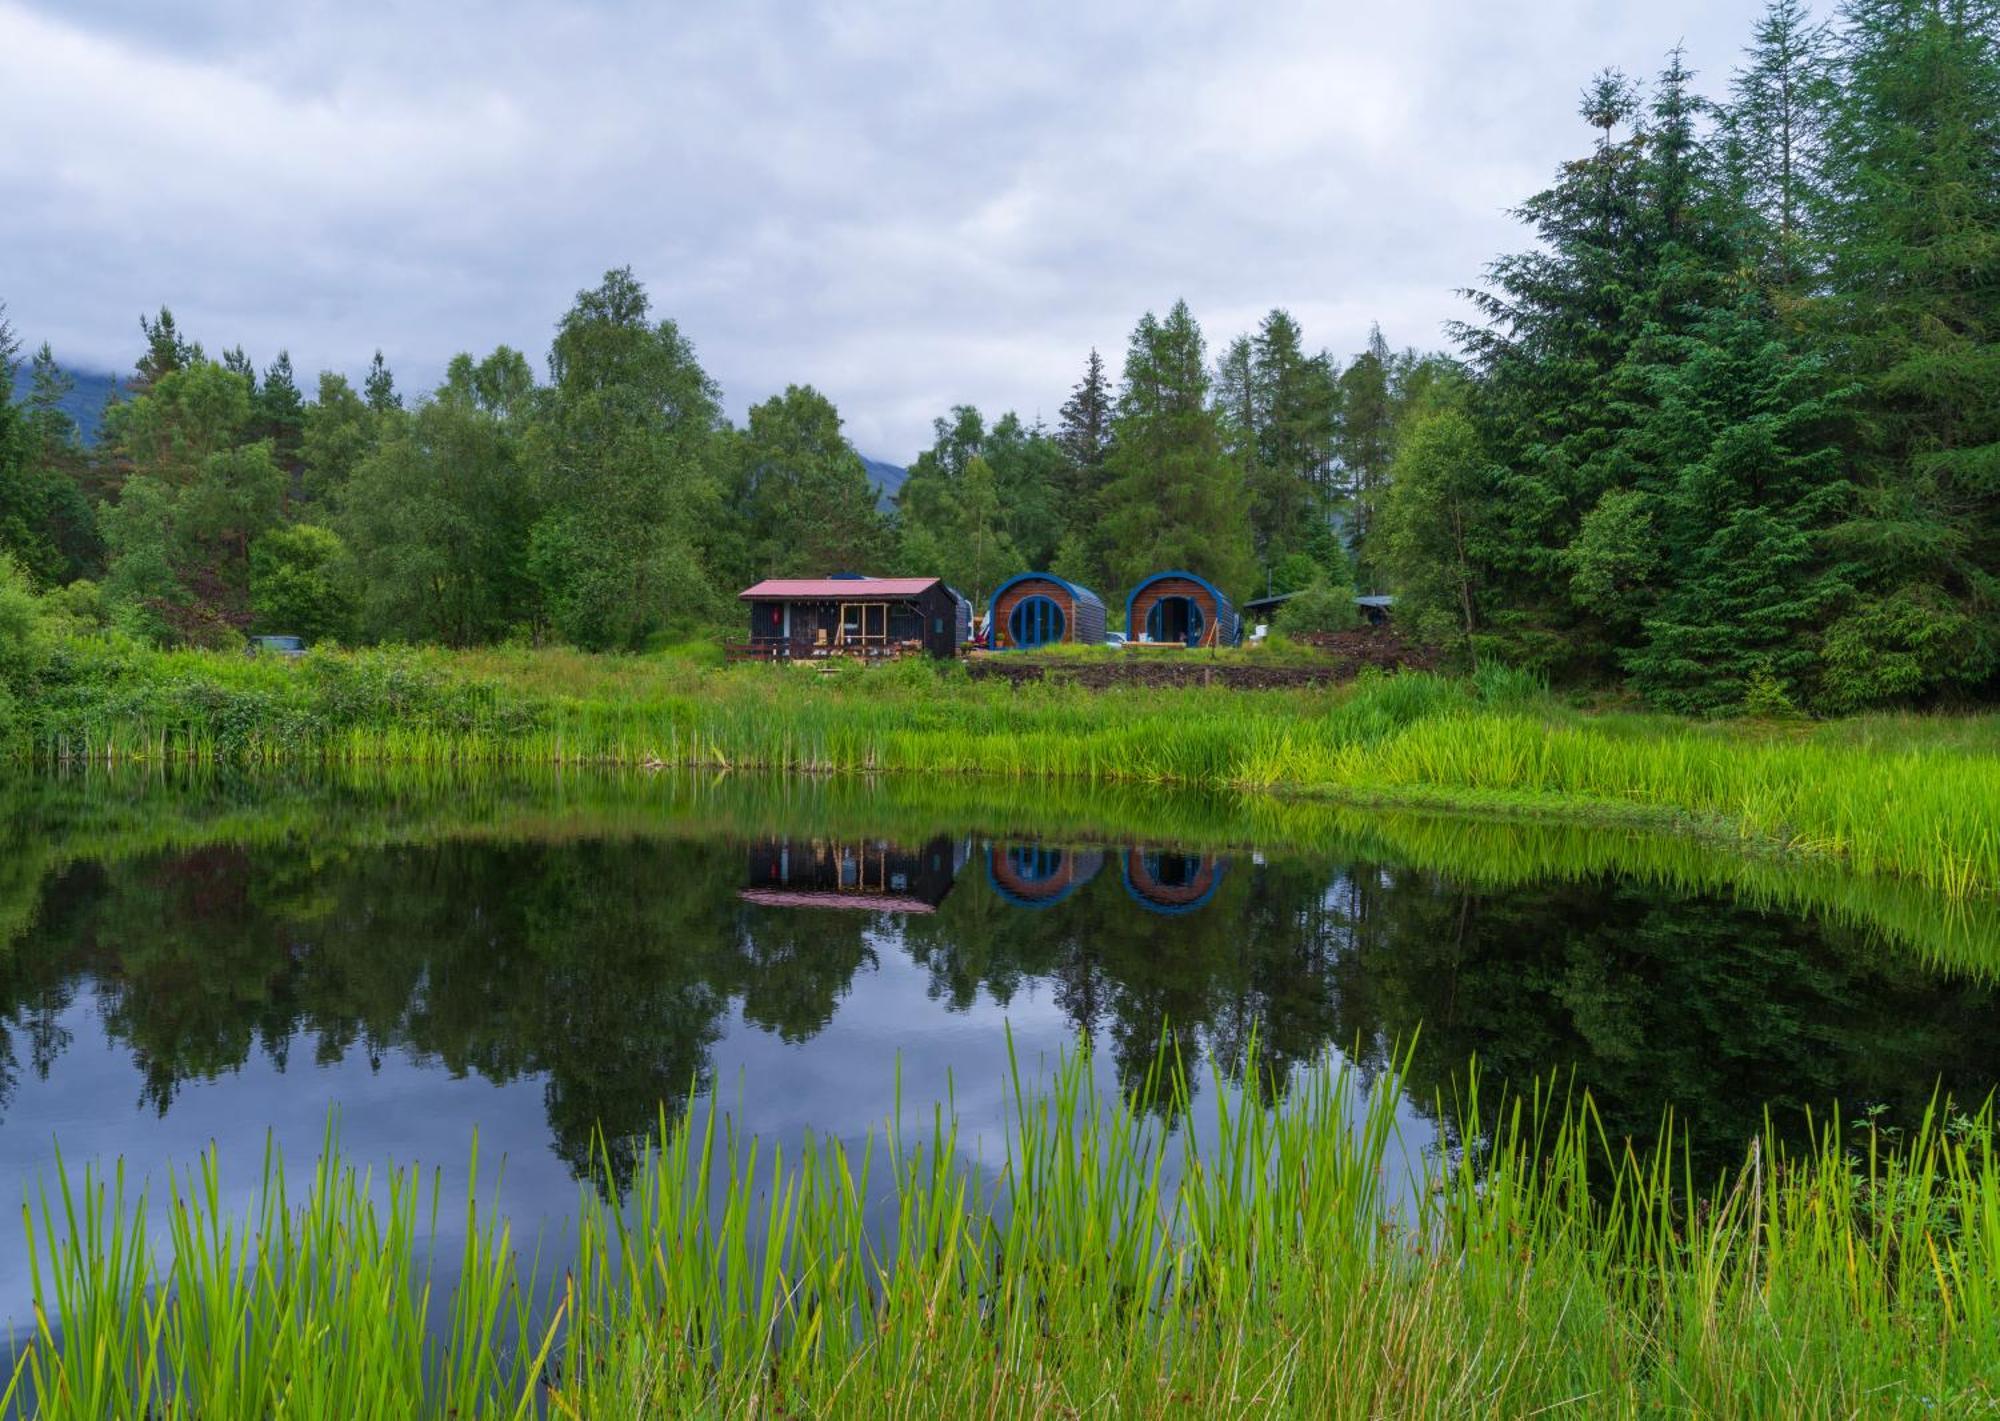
<box><xmin>966</xmin><ymin>629</ymin><xmax>1437</xmax><ymax>689</ymax></box>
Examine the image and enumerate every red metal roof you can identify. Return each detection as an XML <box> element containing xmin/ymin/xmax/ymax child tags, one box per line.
<box><xmin>737</xmin><ymin>888</ymin><xmax>939</xmax><ymax>914</ymax></box>
<box><xmin>739</xmin><ymin>577</ymin><xmax>941</xmax><ymax>600</ymax></box>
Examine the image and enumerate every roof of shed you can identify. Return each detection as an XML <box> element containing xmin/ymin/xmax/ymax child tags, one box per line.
<box><xmin>739</xmin><ymin>576</ymin><xmax>942</xmax><ymax>600</ymax></box>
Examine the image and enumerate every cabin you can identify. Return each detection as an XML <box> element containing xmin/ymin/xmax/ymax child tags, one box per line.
<box><xmin>986</xmin><ymin>842</ymin><xmax>1106</xmax><ymax>909</ymax></box>
<box><xmin>1121</xmin><ymin>849</ymin><xmax>1228</xmax><ymax>916</ymax></box>
<box><xmin>737</xmin><ymin>574</ymin><xmax>961</xmax><ymax>660</ymax></box>
<box><xmin>1126</xmin><ymin>571</ymin><xmax>1241</xmax><ymax>648</ymax></box>
<box><xmin>1240</xmin><ymin>591</ymin><xmax>1397</xmax><ymax>630</ymax></box>
<box><xmin>740</xmin><ymin>835</ymin><xmax>964</xmax><ymax>914</ymax></box>
<box><xmin>987</xmin><ymin>573</ymin><xmax>1108</xmax><ymax>650</ymax></box>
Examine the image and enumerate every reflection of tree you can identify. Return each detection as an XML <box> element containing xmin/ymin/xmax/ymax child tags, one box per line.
<box><xmin>0</xmin><ymin>838</ymin><xmax>864</xmax><ymax>1182</ymax></box>
<box><xmin>904</xmin><ymin>846</ymin><xmax>1345</xmax><ymax>1114</ymax></box>
<box><xmin>1323</xmin><ymin>869</ymin><xmax>2000</xmax><ymax>1177</ymax></box>
<box><xmin>2</xmin><ymin>820</ymin><xmax>1996</xmax><ymax>1188</ymax></box>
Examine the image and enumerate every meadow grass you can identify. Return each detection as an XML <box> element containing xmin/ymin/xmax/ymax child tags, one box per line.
<box><xmin>10</xmin><ymin>638</ymin><xmax>2000</xmax><ymax>902</ymax></box>
<box><xmin>8</xmin><ymin>762</ymin><xmax>2000</xmax><ymax>977</ymax></box>
<box><xmin>5</xmin><ymin>1046</ymin><xmax>1998</xmax><ymax>1417</ymax></box>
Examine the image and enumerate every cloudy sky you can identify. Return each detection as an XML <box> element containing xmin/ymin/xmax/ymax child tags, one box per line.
<box><xmin>2</xmin><ymin>0</ymin><xmax>1759</xmax><ymax>460</ymax></box>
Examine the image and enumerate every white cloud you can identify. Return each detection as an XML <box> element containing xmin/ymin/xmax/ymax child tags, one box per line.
<box><xmin>1</xmin><ymin>0</ymin><xmax>1759</xmax><ymax>458</ymax></box>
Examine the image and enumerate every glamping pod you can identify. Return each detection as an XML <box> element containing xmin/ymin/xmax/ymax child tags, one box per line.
<box><xmin>986</xmin><ymin>843</ymin><xmax>1107</xmax><ymax>909</ymax></box>
<box><xmin>1121</xmin><ymin>848</ymin><xmax>1227</xmax><ymax>916</ymax></box>
<box><xmin>737</xmin><ymin>575</ymin><xmax>959</xmax><ymax>659</ymax></box>
<box><xmin>988</xmin><ymin>572</ymin><xmax>1108</xmax><ymax>650</ymax></box>
<box><xmin>1126</xmin><ymin>571</ymin><xmax>1241</xmax><ymax>648</ymax></box>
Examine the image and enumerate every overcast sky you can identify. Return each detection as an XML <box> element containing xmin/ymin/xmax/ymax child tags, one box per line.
<box><xmin>1</xmin><ymin>0</ymin><xmax>1762</xmax><ymax>460</ymax></box>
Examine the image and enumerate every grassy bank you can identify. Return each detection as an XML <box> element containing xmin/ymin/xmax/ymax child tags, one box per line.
<box><xmin>7</xmin><ymin>1049</ymin><xmax>1998</xmax><ymax>1416</ymax></box>
<box><xmin>9</xmin><ymin>638</ymin><xmax>2000</xmax><ymax>900</ymax></box>
<box><xmin>8</xmin><ymin>762</ymin><xmax>2000</xmax><ymax>976</ymax></box>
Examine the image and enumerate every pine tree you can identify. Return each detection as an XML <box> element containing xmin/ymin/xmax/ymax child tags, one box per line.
<box><xmin>221</xmin><ymin>345</ymin><xmax>258</xmax><ymax>392</ymax></box>
<box><xmin>257</xmin><ymin>351</ymin><xmax>306</xmax><ymax>477</ymax></box>
<box><xmin>1729</xmin><ymin>0</ymin><xmax>1835</xmax><ymax>291</ymax></box>
<box><xmin>133</xmin><ymin>307</ymin><xmax>197</xmax><ymax>394</ymax></box>
<box><xmin>1335</xmin><ymin>326</ymin><xmax>1394</xmax><ymax>561</ymax></box>
<box><xmin>1052</xmin><ymin>349</ymin><xmax>1116</xmax><ymax>587</ymax></box>
<box><xmin>1810</xmin><ymin>0</ymin><xmax>2000</xmax><ymax>705</ymax></box>
<box><xmin>1098</xmin><ymin>301</ymin><xmax>1256</xmax><ymax>598</ymax></box>
<box><xmin>365</xmin><ymin>350</ymin><xmax>401</xmax><ymax>412</ymax></box>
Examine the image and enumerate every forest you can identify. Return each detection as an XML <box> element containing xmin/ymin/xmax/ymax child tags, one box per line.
<box><xmin>1</xmin><ymin>0</ymin><xmax>1995</xmax><ymax>716</ymax></box>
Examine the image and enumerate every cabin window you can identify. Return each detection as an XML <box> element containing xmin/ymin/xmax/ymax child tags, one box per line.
<box><xmin>1008</xmin><ymin>595</ymin><xmax>1066</xmax><ymax>648</ymax></box>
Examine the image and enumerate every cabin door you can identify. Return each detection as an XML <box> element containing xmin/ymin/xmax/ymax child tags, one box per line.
<box><xmin>840</xmin><ymin>602</ymin><xmax>887</xmax><ymax>647</ymax></box>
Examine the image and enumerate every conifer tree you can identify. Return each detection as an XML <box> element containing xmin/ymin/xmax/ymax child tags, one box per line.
<box><xmin>1729</xmin><ymin>0</ymin><xmax>1835</xmax><ymax>290</ymax></box>
<box><xmin>257</xmin><ymin>351</ymin><xmax>306</xmax><ymax>476</ymax></box>
<box><xmin>1809</xmin><ymin>0</ymin><xmax>2000</xmax><ymax>706</ymax></box>
<box><xmin>364</xmin><ymin>350</ymin><xmax>401</xmax><ymax>412</ymax></box>
<box><xmin>1098</xmin><ymin>301</ymin><xmax>1255</xmax><ymax>599</ymax></box>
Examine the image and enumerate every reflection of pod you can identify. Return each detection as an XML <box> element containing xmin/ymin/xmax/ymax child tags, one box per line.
<box><xmin>1121</xmin><ymin>848</ymin><xmax>1226</xmax><ymax>915</ymax></box>
<box><xmin>986</xmin><ymin>843</ymin><xmax>1106</xmax><ymax>909</ymax></box>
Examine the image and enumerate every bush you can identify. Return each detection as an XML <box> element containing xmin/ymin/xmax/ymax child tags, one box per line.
<box><xmin>1274</xmin><ymin>579</ymin><xmax>1357</xmax><ymax>637</ymax></box>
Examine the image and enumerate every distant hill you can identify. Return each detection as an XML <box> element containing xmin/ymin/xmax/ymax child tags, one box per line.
<box><xmin>860</xmin><ymin>455</ymin><xmax>906</xmax><ymax>511</ymax></box>
<box><xmin>8</xmin><ymin>366</ymin><xmax>124</xmax><ymax>444</ymax></box>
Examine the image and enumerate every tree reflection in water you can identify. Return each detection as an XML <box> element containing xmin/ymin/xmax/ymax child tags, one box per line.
<box><xmin>0</xmin><ymin>814</ymin><xmax>1996</xmax><ymax>1186</ymax></box>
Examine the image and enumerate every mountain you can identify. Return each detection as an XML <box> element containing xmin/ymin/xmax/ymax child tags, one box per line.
<box><xmin>8</xmin><ymin>365</ymin><xmax>124</xmax><ymax>444</ymax></box>
<box><xmin>859</xmin><ymin>455</ymin><xmax>906</xmax><ymax>511</ymax></box>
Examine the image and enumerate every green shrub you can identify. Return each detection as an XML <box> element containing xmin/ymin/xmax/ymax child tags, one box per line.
<box><xmin>1274</xmin><ymin>579</ymin><xmax>1358</xmax><ymax>636</ymax></box>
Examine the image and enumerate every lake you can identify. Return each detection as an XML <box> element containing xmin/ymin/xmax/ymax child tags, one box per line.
<box><xmin>2</xmin><ymin>766</ymin><xmax>1996</xmax><ymax>1320</ymax></box>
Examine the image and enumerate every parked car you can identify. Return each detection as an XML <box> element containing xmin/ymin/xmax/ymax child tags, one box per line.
<box><xmin>1105</xmin><ymin>631</ymin><xmax>1128</xmax><ymax>648</ymax></box>
<box><xmin>247</xmin><ymin>635</ymin><xmax>307</xmax><ymax>658</ymax></box>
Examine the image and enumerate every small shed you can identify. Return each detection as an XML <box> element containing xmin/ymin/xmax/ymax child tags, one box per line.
<box><xmin>947</xmin><ymin>586</ymin><xmax>975</xmax><ymax>647</ymax></box>
<box><xmin>988</xmin><ymin>572</ymin><xmax>1108</xmax><ymax>650</ymax></box>
<box><xmin>1127</xmin><ymin>571</ymin><xmax>1241</xmax><ymax>648</ymax></box>
<box><xmin>738</xmin><ymin>575</ymin><xmax>959</xmax><ymax>659</ymax></box>
<box><xmin>986</xmin><ymin>843</ymin><xmax>1105</xmax><ymax>909</ymax></box>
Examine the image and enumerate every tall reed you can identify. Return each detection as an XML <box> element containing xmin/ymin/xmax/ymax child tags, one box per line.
<box><xmin>6</xmin><ymin>1046</ymin><xmax>1998</xmax><ymax>1416</ymax></box>
<box><xmin>12</xmin><ymin>641</ymin><xmax>2000</xmax><ymax>901</ymax></box>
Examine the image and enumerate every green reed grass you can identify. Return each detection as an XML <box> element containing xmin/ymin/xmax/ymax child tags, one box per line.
<box><xmin>6</xmin><ymin>1045</ymin><xmax>1998</xmax><ymax>1417</ymax></box>
<box><xmin>11</xmin><ymin>640</ymin><xmax>2000</xmax><ymax>901</ymax></box>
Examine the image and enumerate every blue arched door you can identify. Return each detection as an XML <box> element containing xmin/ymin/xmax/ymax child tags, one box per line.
<box><xmin>1009</xmin><ymin>595</ymin><xmax>1066</xmax><ymax>648</ymax></box>
<box><xmin>1146</xmin><ymin>596</ymin><xmax>1204</xmax><ymax>646</ymax></box>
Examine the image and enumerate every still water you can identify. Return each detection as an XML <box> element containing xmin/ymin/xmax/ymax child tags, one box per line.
<box><xmin>1</xmin><ymin>767</ymin><xmax>1996</xmax><ymax>1314</ymax></box>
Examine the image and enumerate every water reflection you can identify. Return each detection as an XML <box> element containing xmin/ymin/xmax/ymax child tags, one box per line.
<box><xmin>2</xmin><ymin>813</ymin><xmax>1995</xmax><ymax>1199</ymax></box>
<box><xmin>743</xmin><ymin>836</ymin><xmax>967</xmax><ymax>914</ymax></box>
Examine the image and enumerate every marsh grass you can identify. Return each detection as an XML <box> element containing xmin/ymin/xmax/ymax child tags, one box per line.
<box><xmin>6</xmin><ymin>1046</ymin><xmax>1998</xmax><ymax>1416</ymax></box>
<box><xmin>12</xmin><ymin>639</ymin><xmax>2000</xmax><ymax>902</ymax></box>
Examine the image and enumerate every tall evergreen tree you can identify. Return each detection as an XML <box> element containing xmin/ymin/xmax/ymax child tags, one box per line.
<box><xmin>364</xmin><ymin>350</ymin><xmax>401</xmax><ymax>412</ymax></box>
<box><xmin>1098</xmin><ymin>301</ymin><xmax>1256</xmax><ymax>599</ymax></box>
<box><xmin>133</xmin><ymin>307</ymin><xmax>197</xmax><ymax>394</ymax></box>
<box><xmin>1729</xmin><ymin>0</ymin><xmax>1835</xmax><ymax>290</ymax></box>
<box><xmin>257</xmin><ymin>351</ymin><xmax>306</xmax><ymax>478</ymax></box>
<box><xmin>1809</xmin><ymin>0</ymin><xmax>2000</xmax><ymax>706</ymax></box>
<box><xmin>1052</xmin><ymin>349</ymin><xmax>1116</xmax><ymax>587</ymax></box>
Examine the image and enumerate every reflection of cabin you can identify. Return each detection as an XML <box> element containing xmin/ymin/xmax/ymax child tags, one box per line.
<box><xmin>986</xmin><ymin>842</ymin><xmax>1106</xmax><ymax>908</ymax></box>
<box><xmin>1127</xmin><ymin>571</ymin><xmax>1242</xmax><ymax>648</ymax></box>
<box><xmin>736</xmin><ymin>575</ymin><xmax>960</xmax><ymax>660</ymax></box>
<box><xmin>988</xmin><ymin>573</ymin><xmax>1108</xmax><ymax>650</ymax></box>
<box><xmin>741</xmin><ymin>836</ymin><xmax>962</xmax><ymax>914</ymax></box>
<box><xmin>1121</xmin><ymin>848</ymin><xmax>1227</xmax><ymax>915</ymax></box>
